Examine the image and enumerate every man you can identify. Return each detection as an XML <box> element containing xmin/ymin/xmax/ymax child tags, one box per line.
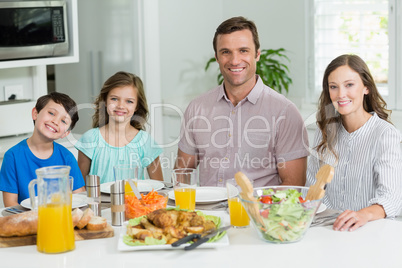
<box><xmin>175</xmin><ymin>16</ymin><xmax>309</xmax><ymax>187</ymax></box>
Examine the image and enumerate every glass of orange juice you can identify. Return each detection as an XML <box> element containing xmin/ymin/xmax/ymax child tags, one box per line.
<box><xmin>29</xmin><ymin>165</ymin><xmax>75</xmax><ymax>254</ymax></box>
<box><xmin>172</xmin><ymin>168</ymin><xmax>197</xmax><ymax>210</ymax></box>
<box><xmin>113</xmin><ymin>164</ymin><xmax>143</xmax><ymax>196</ymax></box>
<box><xmin>226</xmin><ymin>178</ymin><xmax>251</xmax><ymax>228</ymax></box>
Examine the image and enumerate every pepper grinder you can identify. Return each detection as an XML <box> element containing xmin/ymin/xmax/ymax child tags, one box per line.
<box><xmin>111</xmin><ymin>180</ymin><xmax>125</xmax><ymax>226</ymax></box>
<box><xmin>86</xmin><ymin>175</ymin><xmax>101</xmax><ymax>216</ymax></box>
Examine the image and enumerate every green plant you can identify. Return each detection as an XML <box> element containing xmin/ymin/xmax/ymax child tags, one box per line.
<box><xmin>205</xmin><ymin>48</ymin><xmax>292</xmax><ymax>94</ymax></box>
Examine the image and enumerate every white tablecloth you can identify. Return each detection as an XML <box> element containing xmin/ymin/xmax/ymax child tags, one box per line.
<box><xmin>1</xmin><ymin>207</ymin><xmax>402</xmax><ymax>268</ymax></box>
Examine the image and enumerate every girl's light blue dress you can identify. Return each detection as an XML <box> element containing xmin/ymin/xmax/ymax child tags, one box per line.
<box><xmin>75</xmin><ymin>128</ymin><xmax>163</xmax><ymax>183</ymax></box>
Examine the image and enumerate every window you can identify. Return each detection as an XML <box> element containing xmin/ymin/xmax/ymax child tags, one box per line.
<box><xmin>308</xmin><ymin>0</ymin><xmax>400</xmax><ymax>109</ymax></box>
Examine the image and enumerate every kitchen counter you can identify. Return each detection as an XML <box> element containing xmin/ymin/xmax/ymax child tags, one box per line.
<box><xmin>0</xmin><ymin>205</ymin><xmax>401</xmax><ymax>268</ymax></box>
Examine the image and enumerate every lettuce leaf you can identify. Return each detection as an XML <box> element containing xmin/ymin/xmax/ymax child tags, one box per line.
<box><xmin>196</xmin><ymin>211</ymin><xmax>225</xmax><ymax>243</ymax></box>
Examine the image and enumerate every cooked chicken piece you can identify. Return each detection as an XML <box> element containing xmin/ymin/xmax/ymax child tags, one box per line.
<box><xmin>185</xmin><ymin>226</ymin><xmax>204</xmax><ymax>234</ymax></box>
<box><xmin>126</xmin><ymin>209</ymin><xmax>217</xmax><ymax>245</ymax></box>
<box><xmin>164</xmin><ymin>225</ymin><xmax>187</xmax><ymax>239</ymax></box>
<box><xmin>141</xmin><ymin>217</ymin><xmax>163</xmax><ymax>234</ymax></box>
<box><xmin>189</xmin><ymin>214</ymin><xmax>205</xmax><ymax>227</ymax></box>
<box><xmin>127</xmin><ymin>226</ymin><xmax>150</xmax><ymax>237</ymax></box>
<box><xmin>147</xmin><ymin>209</ymin><xmax>179</xmax><ymax>228</ymax></box>
<box><xmin>177</xmin><ymin>211</ymin><xmax>197</xmax><ymax>227</ymax></box>
<box><xmin>136</xmin><ymin>230</ymin><xmax>153</xmax><ymax>240</ymax></box>
<box><xmin>167</xmin><ymin>237</ymin><xmax>179</xmax><ymax>244</ymax></box>
<box><xmin>204</xmin><ymin>220</ymin><xmax>216</xmax><ymax>232</ymax></box>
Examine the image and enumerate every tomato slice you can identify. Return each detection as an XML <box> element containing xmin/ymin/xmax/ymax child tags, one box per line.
<box><xmin>298</xmin><ymin>196</ymin><xmax>306</xmax><ymax>203</ymax></box>
<box><xmin>260</xmin><ymin>196</ymin><xmax>273</xmax><ymax>204</ymax></box>
<box><xmin>261</xmin><ymin>209</ymin><xmax>269</xmax><ymax>218</ymax></box>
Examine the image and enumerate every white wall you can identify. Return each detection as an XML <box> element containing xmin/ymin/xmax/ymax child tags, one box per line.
<box><xmin>158</xmin><ymin>0</ymin><xmax>307</xmax><ymax>109</ymax></box>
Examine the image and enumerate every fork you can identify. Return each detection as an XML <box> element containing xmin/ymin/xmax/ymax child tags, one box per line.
<box><xmin>5</xmin><ymin>207</ymin><xmax>25</xmax><ymax>214</ymax></box>
<box><xmin>211</xmin><ymin>201</ymin><xmax>228</xmax><ymax>210</ymax></box>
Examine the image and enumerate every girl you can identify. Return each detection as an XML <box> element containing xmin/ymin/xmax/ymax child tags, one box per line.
<box><xmin>307</xmin><ymin>54</ymin><xmax>402</xmax><ymax>232</ymax></box>
<box><xmin>75</xmin><ymin>71</ymin><xmax>163</xmax><ymax>183</ymax></box>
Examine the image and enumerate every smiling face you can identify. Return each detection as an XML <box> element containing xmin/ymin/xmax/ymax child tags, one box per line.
<box><xmin>215</xmin><ymin>29</ymin><xmax>260</xmax><ymax>93</ymax></box>
<box><xmin>328</xmin><ymin>65</ymin><xmax>369</xmax><ymax>119</ymax></box>
<box><xmin>106</xmin><ymin>85</ymin><xmax>138</xmax><ymax>125</ymax></box>
<box><xmin>32</xmin><ymin>100</ymin><xmax>72</xmax><ymax>140</ymax></box>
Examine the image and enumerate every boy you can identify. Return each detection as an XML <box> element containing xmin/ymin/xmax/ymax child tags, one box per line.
<box><xmin>0</xmin><ymin>92</ymin><xmax>85</xmax><ymax>207</ymax></box>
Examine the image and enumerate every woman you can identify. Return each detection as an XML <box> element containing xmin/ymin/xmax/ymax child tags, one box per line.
<box><xmin>307</xmin><ymin>54</ymin><xmax>402</xmax><ymax>232</ymax></box>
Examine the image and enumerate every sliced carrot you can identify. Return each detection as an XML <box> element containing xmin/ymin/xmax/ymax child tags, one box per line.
<box><xmin>125</xmin><ymin>190</ymin><xmax>167</xmax><ymax>219</ymax></box>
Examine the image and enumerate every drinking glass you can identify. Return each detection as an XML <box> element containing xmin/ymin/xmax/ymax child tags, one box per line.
<box><xmin>171</xmin><ymin>168</ymin><xmax>197</xmax><ymax>210</ymax></box>
<box><xmin>113</xmin><ymin>164</ymin><xmax>144</xmax><ymax>196</ymax></box>
<box><xmin>226</xmin><ymin>178</ymin><xmax>251</xmax><ymax>228</ymax></box>
<box><xmin>29</xmin><ymin>165</ymin><xmax>75</xmax><ymax>253</ymax></box>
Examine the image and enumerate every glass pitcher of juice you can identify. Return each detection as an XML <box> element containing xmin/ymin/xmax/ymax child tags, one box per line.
<box><xmin>29</xmin><ymin>165</ymin><xmax>75</xmax><ymax>254</ymax></box>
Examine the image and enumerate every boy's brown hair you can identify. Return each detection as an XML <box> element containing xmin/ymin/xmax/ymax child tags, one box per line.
<box><xmin>35</xmin><ymin>92</ymin><xmax>79</xmax><ymax>130</ymax></box>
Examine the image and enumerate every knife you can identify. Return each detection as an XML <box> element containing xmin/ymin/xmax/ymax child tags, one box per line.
<box><xmin>127</xmin><ymin>179</ymin><xmax>142</xmax><ymax>200</ymax></box>
<box><xmin>172</xmin><ymin>225</ymin><xmax>231</xmax><ymax>250</ymax></box>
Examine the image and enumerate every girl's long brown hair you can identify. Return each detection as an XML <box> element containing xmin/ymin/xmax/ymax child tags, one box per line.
<box><xmin>92</xmin><ymin>71</ymin><xmax>148</xmax><ymax>130</ymax></box>
<box><xmin>316</xmin><ymin>54</ymin><xmax>391</xmax><ymax>160</ymax></box>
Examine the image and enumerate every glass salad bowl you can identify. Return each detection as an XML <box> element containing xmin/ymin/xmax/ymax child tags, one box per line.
<box><xmin>239</xmin><ymin>186</ymin><xmax>321</xmax><ymax>244</ymax></box>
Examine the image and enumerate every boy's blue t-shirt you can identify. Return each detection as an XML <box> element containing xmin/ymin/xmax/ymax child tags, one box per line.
<box><xmin>0</xmin><ymin>139</ymin><xmax>85</xmax><ymax>204</ymax></box>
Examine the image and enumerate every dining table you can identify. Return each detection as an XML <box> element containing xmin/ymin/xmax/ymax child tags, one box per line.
<box><xmin>0</xmin><ymin>191</ymin><xmax>401</xmax><ymax>268</ymax></box>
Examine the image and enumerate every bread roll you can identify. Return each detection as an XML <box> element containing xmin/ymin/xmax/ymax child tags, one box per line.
<box><xmin>72</xmin><ymin>208</ymin><xmax>84</xmax><ymax>227</ymax></box>
<box><xmin>86</xmin><ymin>216</ymin><xmax>107</xmax><ymax>231</ymax></box>
<box><xmin>0</xmin><ymin>211</ymin><xmax>38</xmax><ymax>237</ymax></box>
<box><xmin>76</xmin><ymin>208</ymin><xmax>94</xmax><ymax>229</ymax></box>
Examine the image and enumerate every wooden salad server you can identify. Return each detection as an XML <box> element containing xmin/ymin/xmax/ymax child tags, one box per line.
<box><xmin>305</xmin><ymin>164</ymin><xmax>334</xmax><ymax>201</ymax></box>
<box><xmin>234</xmin><ymin>172</ymin><xmax>265</xmax><ymax>228</ymax></box>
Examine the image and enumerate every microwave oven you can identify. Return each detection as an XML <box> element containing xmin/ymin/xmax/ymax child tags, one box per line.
<box><xmin>0</xmin><ymin>0</ymin><xmax>69</xmax><ymax>61</ymax></box>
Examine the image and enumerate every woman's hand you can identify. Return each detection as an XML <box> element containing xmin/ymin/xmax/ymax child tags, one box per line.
<box><xmin>333</xmin><ymin>210</ymin><xmax>368</xmax><ymax>232</ymax></box>
<box><xmin>333</xmin><ymin>204</ymin><xmax>386</xmax><ymax>232</ymax></box>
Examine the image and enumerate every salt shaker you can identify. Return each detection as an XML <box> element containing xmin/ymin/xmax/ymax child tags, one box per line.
<box><xmin>111</xmin><ymin>180</ymin><xmax>125</xmax><ymax>226</ymax></box>
<box><xmin>86</xmin><ymin>175</ymin><xmax>101</xmax><ymax>216</ymax></box>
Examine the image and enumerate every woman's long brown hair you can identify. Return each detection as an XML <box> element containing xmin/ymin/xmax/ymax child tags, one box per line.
<box><xmin>316</xmin><ymin>54</ymin><xmax>391</xmax><ymax>161</ymax></box>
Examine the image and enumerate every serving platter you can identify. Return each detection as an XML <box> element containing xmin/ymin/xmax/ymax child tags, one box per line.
<box><xmin>117</xmin><ymin>210</ymin><xmax>229</xmax><ymax>251</ymax></box>
<box><xmin>168</xmin><ymin>187</ymin><xmax>239</xmax><ymax>204</ymax></box>
<box><xmin>20</xmin><ymin>194</ymin><xmax>87</xmax><ymax>210</ymax></box>
<box><xmin>101</xmin><ymin>180</ymin><xmax>164</xmax><ymax>194</ymax></box>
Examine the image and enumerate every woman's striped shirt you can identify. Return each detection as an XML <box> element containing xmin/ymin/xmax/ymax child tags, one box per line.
<box><xmin>306</xmin><ymin>113</ymin><xmax>402</xmax><ymax>218</ymax></box>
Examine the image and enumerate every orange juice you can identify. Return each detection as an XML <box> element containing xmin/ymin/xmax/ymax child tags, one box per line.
<box><xmin>37</xmin><ymin>203</ymin><xmax>75</xmax><ymax>253</ymax></box>
<box><xmin>174</xmin><ymin>188</ymin><xmax>196</xmax><ymax>210</ymax></box>
<box><xmin>124</xmin><ymin>180</ymin><xmax>138</xmax><ymax>196</ymax></box>
<box><xmin>228</xmin><ymin>197</ymin><xmax>250</xmax><ymax>227</ymax></box>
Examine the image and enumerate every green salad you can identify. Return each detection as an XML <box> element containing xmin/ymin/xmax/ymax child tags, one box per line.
<box><xmin>123</xmin><ymin>207</ymin><xmax>224</xmax><ymax>246</ymax></box>
<box><xmin>257</xmin><ymin>189</ymin><xmax>317</xmax><ymax>243</ymax></box>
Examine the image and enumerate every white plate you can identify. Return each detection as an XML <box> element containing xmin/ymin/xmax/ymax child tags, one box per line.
<box><xmin>100</xmin><ymin>180</ymin><xmax>165</xmax><ymax>194</ymax></box>
<box><xmin>168</xmin><ymin>187</ymin><xmax>238</xmax><ymax>204</ymax></box>
<box><xmin>316</xmin><ymin>203</ymin><xmax>327</xmax><ymax>214</ymax></box>
<box><xmin>117</xmin><ymin>210</ymin><xmax>229</xmax><ymax>251</ymax></box>
<box><xmin>20</xmin><ymin>194</ymin><xmax>87</xmax><ymax>210</ymax></box>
